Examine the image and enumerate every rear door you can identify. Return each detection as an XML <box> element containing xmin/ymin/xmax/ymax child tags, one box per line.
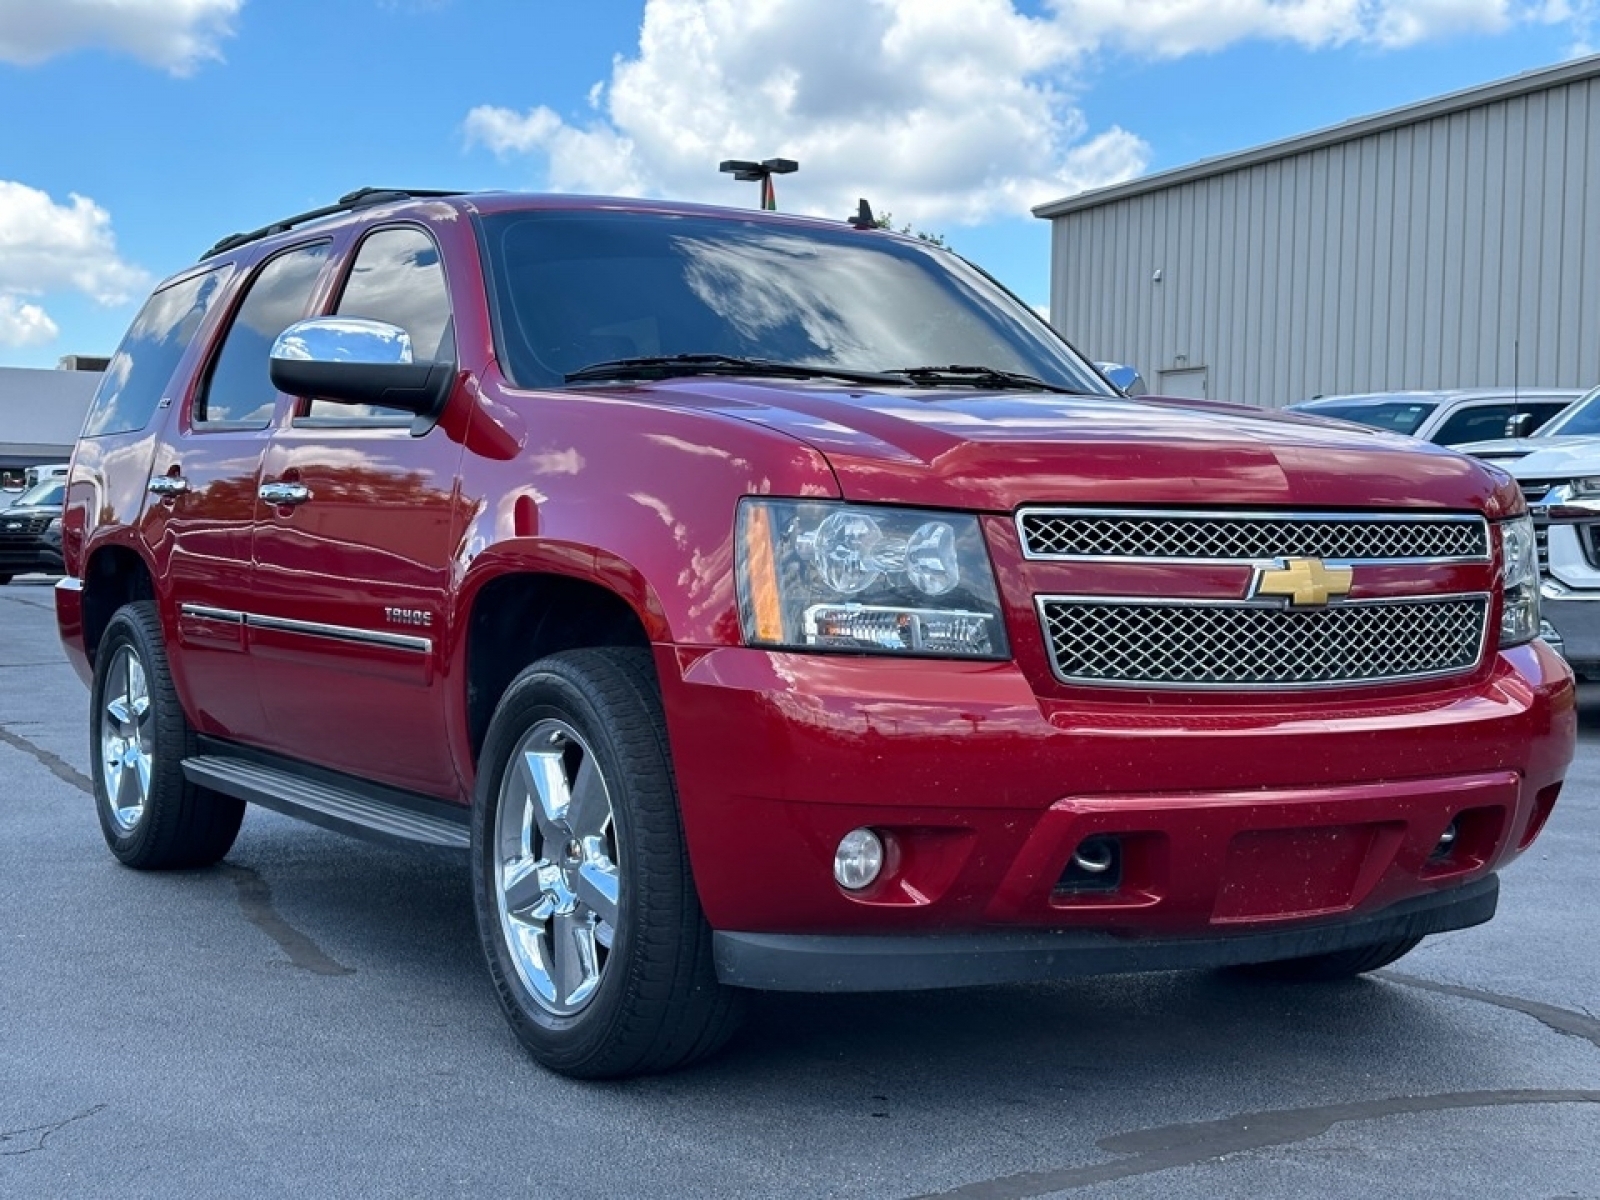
<box><xmin>250</xmin><ymin>224</ymin><xmax>468</xmax><ymax>798</ymax></box>
<box><xmin>144</xmin><ymin>241</ymin><xmax>335</xmax><ymax>738</ymax></box>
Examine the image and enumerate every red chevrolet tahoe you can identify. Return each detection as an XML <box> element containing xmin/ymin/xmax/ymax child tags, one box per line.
<box><xmin>57</xmin><ymin>188</ymin><xmax>1575</xmax><ymax>1078</ymax></box>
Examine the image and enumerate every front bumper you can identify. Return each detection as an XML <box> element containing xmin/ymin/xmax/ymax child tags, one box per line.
<box><xmin>657</xmin><ymin>640</ymin><xmax>1573</xmax><ymax>965</ymax></box>
<box><xmin>0</xmin><ymin>533</ymin><xmax>63</xmax><ymax>577</ymax></box>
<box><xmin>1534</xmin><ymin>522</ymin><xmax>1600</xmax><ymax>667</ymax></box>
<box><xmin>1539</xmin><ymin>583</ymin><xmax>1600</xmax><ymax>668</ymax></box>
<box><xmin>716</xmin><ymin>874</ymin><xmax>1499</xmax><ymax>991</ymax></box>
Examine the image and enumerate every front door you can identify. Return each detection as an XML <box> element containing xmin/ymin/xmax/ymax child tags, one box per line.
<box><xmin>250</xmin><ymin>225</ymin><xmax>467</xmax><ymax>799</ymax></box>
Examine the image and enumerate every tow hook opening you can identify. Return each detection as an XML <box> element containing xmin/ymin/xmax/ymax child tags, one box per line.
<box><xmin>1056</xmin><ymin>836</ymin><xmax>1123</xmax><ymax>893</ymax></box>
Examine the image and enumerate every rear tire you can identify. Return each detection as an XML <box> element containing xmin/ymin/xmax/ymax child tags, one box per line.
<box><xmin>471</xmin><ymin>647</ymin><xmax>741</xmax><ymax>1078</ymax></box>
<box><xmin>90</xmin><ymin>601</ymin><xmax>244</xmax><ymax>869</ymax></box>
<box><xmin>1230</xmin><ymin>936</ymin><xmax>1424</xmax><ymax>982</ymax></box>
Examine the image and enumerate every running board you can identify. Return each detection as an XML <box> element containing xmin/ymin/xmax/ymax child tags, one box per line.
<box><xmin>182</xmin><ymin>754</ymin><xmax>470</xmax><ymax>850</ymax></box>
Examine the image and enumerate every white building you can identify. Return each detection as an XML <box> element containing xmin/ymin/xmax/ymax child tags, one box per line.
<box><xmin>1034</xmin><ymin>55</ymin><xmax>1600</xmax><ymax>408</ymax></box>
<box><xmin>0</xmin><ymin>364</ymin><xmax>101</xmax><ymax>485</ymax></box>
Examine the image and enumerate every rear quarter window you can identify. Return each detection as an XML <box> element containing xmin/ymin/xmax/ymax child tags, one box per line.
<box><xmin>81</xmin><ymin>266</ymin><xmax>232</xmax><ymax>438</ymax></box>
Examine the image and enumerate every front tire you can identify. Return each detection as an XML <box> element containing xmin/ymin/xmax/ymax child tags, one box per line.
<box><xmin>90</xmin><ymin>602</ymin><xmax>244</xmax><ymax>868</ymax></box>
<box><xmin>1230</xmin><ymin>936</ymin><xmax>1424</xmax><ymax>982</ymax></box>
<box><xmin>471</xmin><ymin>647</ymin><xmax>741</xmax><ymax>1078</ymax></box>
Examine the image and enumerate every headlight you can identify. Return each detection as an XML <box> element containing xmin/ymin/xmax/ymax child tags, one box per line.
<box><xmin>1564</xmin><ymin>477</ymin><xmax>1600</xmax><ymax>499</ymax></box>
<box><xmin>45</xmin><ymin>516</ymin><xmax>62</xmax><ymax>533</ymax></box>
<box><xmin>1497</xmin><ymin>515</ymin><xmax>1539</xmax><ymax>648</ymax></box>
<box><xmin>736</xmin><ymin>499</ymin><xmax>1009</xmax><ymax>658</ymax></box>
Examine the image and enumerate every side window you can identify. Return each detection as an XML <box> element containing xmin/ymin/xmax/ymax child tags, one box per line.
<box><xmin>81</xmin><ymin>266</ymin><xmax>231</xmax><ymax>438</ymax></box>
<box><xmin>197</xmin><ymin>242</ymin><xmax>330</xmax><ymax>427</ymax></box>
<box><xmin>305</xmin><ymin>226</ymin><xmax>453</xmax><ymax>422</ymax></box>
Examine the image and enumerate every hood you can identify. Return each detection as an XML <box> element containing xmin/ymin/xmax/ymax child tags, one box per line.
<box><xmin>0</xmin><ymin>505</ymin><xmax>60</xmax><ymax>520</ymax></box>
<box><xmin>618</xmin><ymin>380</ymin><xmax>1521</xmax><ymax>516</ymax></box>
<box><xmin>1467</xmin><ymin>435</ymin><xmax>1600</xmax><ymax>479</ymax></box>
<box><xmin>1453</xmin><ymin>433</ymin><xmax>1600</xmax><ymax>461</ymax></box>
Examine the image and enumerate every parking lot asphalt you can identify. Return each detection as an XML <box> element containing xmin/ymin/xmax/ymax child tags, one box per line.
<box><xmin>2</xmin><ymin>574</ymin><xmax>1597</xmax><ymax>1200</ymax></box>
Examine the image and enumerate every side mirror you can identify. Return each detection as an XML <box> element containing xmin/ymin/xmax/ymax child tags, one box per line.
<box><xmin>1094</xmin><ymin>361</ymin><xmax>1148</xmax><ymax>398</ymax></box>
<box><xmin>1504</xmin><ymin>412</ymin><xmax>1534</xmax><ymax>439</ymax></box>
<box><xmin>269</xmin><ymin>317</ymin><xmax>454</xmax><ymax>436</ymax></box>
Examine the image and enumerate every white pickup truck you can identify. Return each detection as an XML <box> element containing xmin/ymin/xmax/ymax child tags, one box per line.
<box><xmin>1461</xmin><ymin>384</ymin><xmax>1600</xmax><ymax>674</ymax></box>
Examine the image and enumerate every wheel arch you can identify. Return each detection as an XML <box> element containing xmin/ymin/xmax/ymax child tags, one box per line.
<box><xmin>458</xmin><ymin>555</ymin><xmax>662</xmax><ymax>766</ymax></box>
<box><xmin>81</xmin><ymin>541</ymin><xmax>157</xmax><ymax>668</ymax></box>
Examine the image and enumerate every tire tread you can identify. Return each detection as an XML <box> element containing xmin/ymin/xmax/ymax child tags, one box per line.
<box><xmin>473</xmin><ymin>646</ymin><xmax>741</xmax><ymax>1078</ymax></box>
<box><xmin>92</xmin><ymin>602</ymin><xmax>244</xmax><ymax>869</ymax></box>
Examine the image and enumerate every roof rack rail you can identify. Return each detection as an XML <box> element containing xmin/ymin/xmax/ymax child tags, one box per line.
<box><xmin>200</xmin><ymin>187</ymin><xmax>467</xmax><ymax>260</ymax></box>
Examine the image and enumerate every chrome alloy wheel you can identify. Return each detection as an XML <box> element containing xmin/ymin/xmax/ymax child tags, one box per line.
<box><xmin>494</xmin><ymin>719</ymin><xmax>622</xmax><ymax>1015</ymax></box>
<box><xmin>101</xmin><ymin>644</ymin><xmax>153</xmax><ymax>833</ymax></box>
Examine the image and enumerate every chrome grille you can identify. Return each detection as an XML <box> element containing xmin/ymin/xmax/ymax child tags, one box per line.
<box><xmin>1038</xmin><ymin>596</ymin><xmax>1489</xmax><ymax>688</ymax></box>
<box><xmin>0</xmin><ymin>517</ymin><xmax>50</xmax><ymax>537</ymax></box>
<box><xmin>1018</xmin><ymin>510</ymin><xmax>1487</xmax><ymax>562</ymax></box>
<box><xmin>1521</xmin><ymin>481</ymin><xmax>1559</xmax><ymax>571</ymax></box>
<box><xmin>1519</xmin><ymin>479</ymin><xmax>1560</xmax><ymax>505</ymax></box>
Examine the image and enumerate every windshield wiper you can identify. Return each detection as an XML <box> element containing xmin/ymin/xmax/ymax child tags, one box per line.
<box><xmin>564</xmin><ymin>354</ymin><xmax>903</xmax><ymax>387</ymax></box>
<box><xmin>889</xmin><ymin>364</ymin><xmax>1077</xmax><ymax>394</ymax></box>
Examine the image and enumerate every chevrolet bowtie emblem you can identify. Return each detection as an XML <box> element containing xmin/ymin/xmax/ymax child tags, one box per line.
<box><xmin>1250</xmin><ymin>557</ymin><xmax>1353</xmax><ymax>607</ymax></box>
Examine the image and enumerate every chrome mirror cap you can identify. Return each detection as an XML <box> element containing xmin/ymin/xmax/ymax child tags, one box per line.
<box><xmin>271</xmin><ymin>317</ymin><xmax>414</xmax><ymax>366</ymax></box>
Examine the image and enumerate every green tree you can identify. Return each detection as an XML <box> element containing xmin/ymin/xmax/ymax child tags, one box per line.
<box><xmin>872</xmin><ymin>212</ymin><xmax>948</xmax><ymax>249</ymax></box>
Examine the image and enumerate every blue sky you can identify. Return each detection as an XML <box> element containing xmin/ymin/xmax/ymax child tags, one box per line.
<box><xmin>0</xmin><ymin>0</ymin><xmax>1594</xmax><ymax>368</ymax></box>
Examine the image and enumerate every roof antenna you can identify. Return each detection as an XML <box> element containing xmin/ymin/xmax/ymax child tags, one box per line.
<box><xmin>848</xmin><ymin>198</ymin><xmax>877</xmax><ymax>230</ymax></box>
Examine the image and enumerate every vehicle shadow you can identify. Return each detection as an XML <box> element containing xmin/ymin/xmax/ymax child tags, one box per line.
<box><xmin>221</xmin><ymin>809</ymin><xmax>1534</xmax><ymax>1101</ymax></box>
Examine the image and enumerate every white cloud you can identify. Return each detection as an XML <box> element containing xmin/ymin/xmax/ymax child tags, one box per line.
<box><xmin>1046</xmin><ymin>0</ymin><xmax>1516</xmax><ymax>54</ymax></box>
<box><xmin>0</xmin><ymin>0</ymin><xmax>240</xmax><ymax>74</ymax></box>
<box><xmin>0</xmin><ymin>296</ymin><xmax>59</xmax><ymax>348</ymax></box>
<box><xmin>464</xmin><ymin>0</ymin><xmax>1595</xmax><ymax>223</ymax></box>
<box><xmin>0</xmin><ymin>181</ymin><xmax>151</xmax><ymax>352</ymax></box>
<box><xmin>465</xmin><ymin>0</ymin><xmax>1150</xmax><ymax>227</ymax></box>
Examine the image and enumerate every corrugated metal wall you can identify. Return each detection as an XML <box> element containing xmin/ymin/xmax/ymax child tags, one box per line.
<box><xmin>1048</xmin><ymin>72</ymin><xmax>1600</xmax><ymax>409</ymax></box>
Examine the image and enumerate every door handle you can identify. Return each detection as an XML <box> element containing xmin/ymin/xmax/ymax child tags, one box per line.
<box><xmin>259</xmin><ymin>481</ymin><xmax>312</xmax><ymax>507</ymax></box>
<box><xmin>147</xmin><ymin>475</ymin><xmax>190</xmax><ymax>497</ymax></box>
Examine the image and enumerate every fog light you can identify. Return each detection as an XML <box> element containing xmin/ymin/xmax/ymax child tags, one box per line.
<box><xmin>834</xmin><ymin>828</ymin><xmax>884</xmax><ymax>890</ymax></box>
<box><xmin>1432</xmin><ymin>819</ymin><xmax>1459</xmax><ymax>859</ymax></box>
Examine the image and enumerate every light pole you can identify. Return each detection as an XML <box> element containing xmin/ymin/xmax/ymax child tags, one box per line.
<box><xmin>719</xmin><ymin>158</ymin><xmax>798</xmax><ymax>210</ymax></box>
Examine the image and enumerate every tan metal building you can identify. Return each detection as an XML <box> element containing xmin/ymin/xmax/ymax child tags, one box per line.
<box><xmin>1034</xmin><ymin>55</ymin><xmax>1600</xmax><ymax>408</ymax></box>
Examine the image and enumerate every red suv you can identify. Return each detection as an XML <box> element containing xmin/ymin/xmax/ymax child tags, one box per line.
<box><xmin>58</xmin><ymin>188</ymin><xmax>1575</xmax><ymax>1078</ymax></box>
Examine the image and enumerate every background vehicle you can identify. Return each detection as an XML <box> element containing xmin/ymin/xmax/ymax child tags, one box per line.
<box><xmin>1291</xmin><ymin>388</ymin><xmax>1582</xmax><ymax>446</ymax></box>
<box><xmin>1454</xmin><ymin>383</ymin><xmax>1600</xmax><ymax>464</ymax></box>
<box><xmin>56</xmin><ymin>188</ymin><xmax>1574</xmax><ymax>1078</ymax></box>
<box><xmin>0</xmin><ymin>477</ymin><xmax>65</xmax><ymax>584</ymax></box>
<box><xmin>1453</xmin><ymin>387</ymin><xmax>1600</xmax><ymax>675</ymax></box>
<box><xmin>24</xmin><ymin>463</ymin><xmax>70</xmax><ymax>487</ymax></box>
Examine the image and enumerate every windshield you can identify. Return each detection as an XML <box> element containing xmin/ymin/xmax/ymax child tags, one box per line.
<box><xmin>1534</xmin><ymin>385</ymin><xmax>1600</xmax><ymax>437</ymax></box>
<box><xmin>478</xmin><ymin>210</ymin><xmax>1111</xmax><ymax>394</ymax></box>
<box><xmin>14</xmin><ymin>480</ymin><xmax>64</xmax><ymax>508</ymax></box>
<box><xmin>1302</xmin><ymin>401</ymin><xmax>1436</xmax><ymax>436</ymax></box>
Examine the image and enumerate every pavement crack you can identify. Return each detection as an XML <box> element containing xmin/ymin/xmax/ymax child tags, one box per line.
<box><xmin>0</xmin><ymin>723</ymin><xmax>93</xmax><ymax>795</ymax></box>
<box><xmin>1378</xmin><ymin>971</ymin><xmax>1600</xmax><ymax>1051</ymax></box>
<box><xmin>221</xmin><ymin>864</ymin><xmax>355</xmax><ymax>977</ymax></box>
<box><xmin>914</xmin><ymin>1090</ymin><xmax>1600</xmax><ymax>1198</ymax></box>
<box><xmin>0</xmin><ymin>1105</ymin><xmax>107</xmax><ymax>1156</ymax></box>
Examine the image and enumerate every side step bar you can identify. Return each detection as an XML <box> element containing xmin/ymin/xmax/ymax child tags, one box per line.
<box><xmin>183</xmin><ymin>754</ymin><xmax>470</xmax><ymax>850</ymax></box>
